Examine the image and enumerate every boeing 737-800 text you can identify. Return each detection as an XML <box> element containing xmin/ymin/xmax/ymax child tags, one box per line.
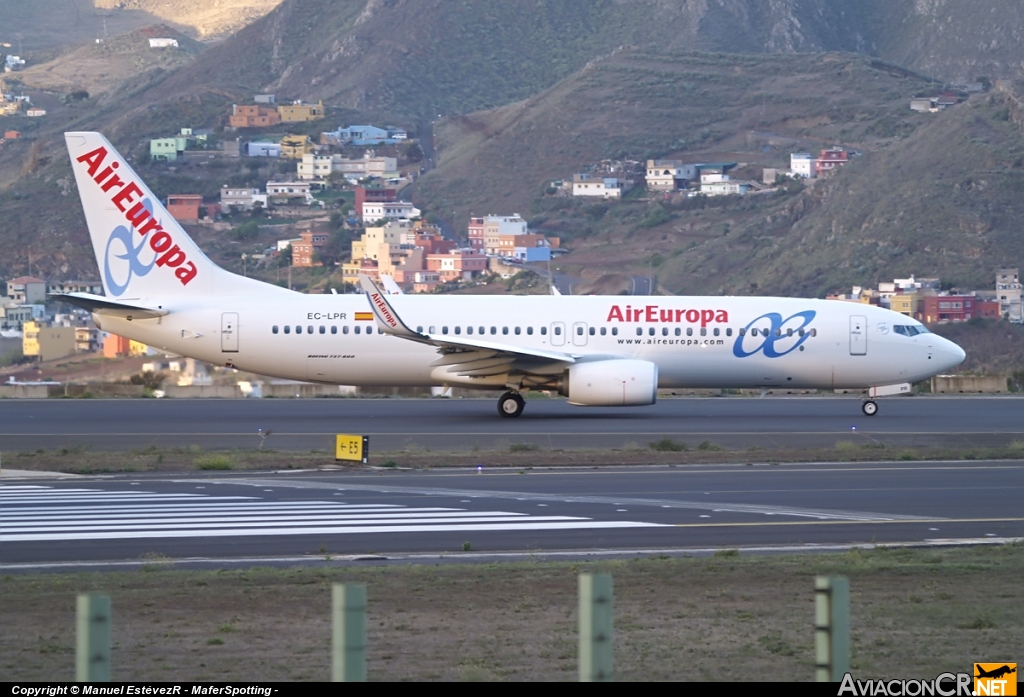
<box><xmin>56</xmin><ymin>132</ymin><xmax>965</xmax><ymax>417</ymax></box>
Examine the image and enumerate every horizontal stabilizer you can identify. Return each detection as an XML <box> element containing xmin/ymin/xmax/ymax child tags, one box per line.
<box><xmin>51</xmin><ymin>293</ymin><xmax>168</xmax><ymax>320</ymax></box>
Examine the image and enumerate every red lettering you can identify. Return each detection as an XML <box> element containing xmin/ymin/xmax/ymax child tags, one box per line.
<box><xmin>137</xmin><ymin>217</ymin><xmax>162</xmax><ymax>237</ymax></box>
<box><xmin>633</xmin><ymin>308</ymin><xmax>643</xmax><ymax>322</ymax></box>
<box><xmin>112</xmin><ymin>182</ymin><xmax>142</xmax><ymax>212</ymax></box>
<box><xmin>645</xmin><ymin>305</ymin><xmax>657</xmax><ymax>322</ymax></box>
<box><xmin>660</xmin><ymin>309</ymin><xmax>673</xmax><ymax>322</ymax></box>
<box><xmin>149</xmin><ymin>231</ymin><xmax>172</xmax><ymax>252</ymax></box>
<box><xmin>701</xmin><ymin>309</ymin><xmax>715</xmax><ymax>327</ymax></box>
<box><xmin>76</xmin><ymin>147</ymin><xmax>107</xmax><ymax>177</ymax></box>
<box><xmin>685</xmin><ymin>309</ymin><xmax>699</xmax><ymax>323</ymax></box>
<box><xmin>100</xmin><ymin>174</ymin><xmax>125</xmax><ymax>193</ymax></box>
<box><xmin>675</xmin><ymin>309</ymin><xmax>685</xmax><ymax>322</ymax></box>
<box><xmin>715</xmin><ymin>310</ymin><xmax>729</xmax><ymax>323</ymax></box>
<box><xmin>175</xmin><ymin>262</ymin><xmax>197</xmax><ymax>286</ymax></box>
<box><xmin>126</xmin><ymin>202</ymin><xmax>151</xmax><ymax>229</ymax></box>
<box><xmin>606</xmin><ymin>306</ymin><xmax>624</xmax><ymax>322</ymax></box>
<box><xmin>156</xmin><ymin>244</ymin><xmax>186</xmax><ymax>268</ymax></box>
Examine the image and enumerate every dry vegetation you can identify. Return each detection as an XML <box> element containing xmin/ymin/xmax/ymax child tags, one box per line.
<box><xmin>3</xmin><ymin>546</ymin><xmax>1021</xmax><ymax>681</ymax></box>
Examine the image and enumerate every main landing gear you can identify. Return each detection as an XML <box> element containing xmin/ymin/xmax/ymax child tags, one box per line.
<box><xmin>861</xmin><ymin>400</ymin><xmax>878</xmax><ymax>416</ymax></box>
<box><xmin>498</xmin><ymin>391</ymin><xmax>525</xmax><ymax>418</ymax></box>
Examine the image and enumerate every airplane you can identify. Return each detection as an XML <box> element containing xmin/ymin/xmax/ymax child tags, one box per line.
<box><xmin>975</xmin><ymin>665</ymin><xmax>1016</xmax><ymax>680</ymax></box>
<box><xmin>55</xmin><ymin>131</ymin><xmax>966</xmax><ymax>418</ymax></box>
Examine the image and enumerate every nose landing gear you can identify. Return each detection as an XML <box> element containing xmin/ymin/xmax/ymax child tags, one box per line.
<box><xmin>498</xmin><ymin>391</ymin><xmax>525</xmax><ymax>418</ymax></box>
<box><xmin>861</xmin><ymin>400</ymin><xmax>878</xmax><ymax>416</ymax></box>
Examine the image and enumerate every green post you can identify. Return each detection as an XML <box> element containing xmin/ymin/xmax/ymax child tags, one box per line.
<box><xmin>815</xmin><ymin>576</ymin><xmax>850</xmax><ymax>682</ymax></box>
<box><xmin>76</xmin><ymin>593</ymin><xmax>111</xmax><ymax>682</ymax></box>
<box><xmin>579</xmin><ymin>572</ymin><xmax>613</xmax><ymax>682</ymax></box>
<box><xmin>332</xmin><ymin>584</ymin><xmax>366</xmax><ymax>682</ymax></box>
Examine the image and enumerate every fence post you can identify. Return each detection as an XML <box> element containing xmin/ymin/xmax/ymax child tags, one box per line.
<box><xmin>76</xmin><ymin>593</ymin><xmax>111</xmax><ymax>682</ymax></box>
<box><xmin>815</xmin><ymin>576</ymin><xmax>850</xmax><ymax>682</ymax></box>
<box><xmin>332</xmin><ymin>583</ymin><xmax>366</xmax><ymax>682</ymax></box>
<box><xmin>579</xmin><ymin>572</ymin><xmax>613</xmax><ymax>682</ymax></box>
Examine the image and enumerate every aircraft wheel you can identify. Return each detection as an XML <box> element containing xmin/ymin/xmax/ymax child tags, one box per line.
<box><xmin>498</xmin><ymin>391</ymin><xmax>525</xmax><ymax>418</ymax></box>
<box><xmin>862</xmin><ymin>400</ymin><xmax>878</xmax><ymax>416</ymax></box>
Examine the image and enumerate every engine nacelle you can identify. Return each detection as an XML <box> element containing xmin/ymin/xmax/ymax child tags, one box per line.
<box><xmin>564</xmin><ymin>359</ymin><xmax>658</xmax><ymax>407</ymax></box>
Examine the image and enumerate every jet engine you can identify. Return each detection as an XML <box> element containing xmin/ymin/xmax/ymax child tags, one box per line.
<box><xmin>561</xmin><ymin>359</ymin><xmax>658</xmax><ymax>406</ymax></box>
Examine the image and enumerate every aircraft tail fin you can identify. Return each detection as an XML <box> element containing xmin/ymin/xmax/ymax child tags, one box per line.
<box><xmin>65</xmin><ymin>132</ymin><xmax>285</xmax><ymax>300</ymax></box>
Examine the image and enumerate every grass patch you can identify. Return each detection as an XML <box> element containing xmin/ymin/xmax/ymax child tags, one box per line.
<box><xmin>509</xmin><ymin>443</ymin><xmax>540</xmax><ymax>453</ymax></box>
<box><xmin>195</xmin><ymin>454</ymin><xmax>234</xmax><ymax>471</ymax></box>
<box><xmin>649</xmin><ymin>438</ymin><xmax>687</xmax><ymax>452</ymax></box>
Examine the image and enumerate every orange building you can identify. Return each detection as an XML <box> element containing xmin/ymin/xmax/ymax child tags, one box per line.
<box><xmin>229</xmin><ymin>104</ymin><xmax>282</xmax><ymax>128</ymax></box>
<box><xmin>166</xmin><ymin>195</ymin><xmax>202</xmax><ymax>223</ymax></box>
<box><xmin>103</xmin><ymin>334</ymin><xmax>131</xmax><ymax>358</ymax></box>
<box><xmin>291</xmin><ymin>231</ymin><xmax>328</xmax><ymax>267</ymax></box>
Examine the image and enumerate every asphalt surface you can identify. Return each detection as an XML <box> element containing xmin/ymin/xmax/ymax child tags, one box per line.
<box><xmin>3</xmin><ymin>461</ymin><xmax>1022</xmax><ymax>570</ymax></box>
<box><xmin>0</xmin><ymin>396</ymin><xmax>1021</xmax><ymax>452</ymax></box>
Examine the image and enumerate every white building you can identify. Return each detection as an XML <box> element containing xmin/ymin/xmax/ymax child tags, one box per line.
<box><xmin>791</xmin><ymin>153</ymin><xmax>816</xmax><ymax>178</ymax></box>
<box><xmin>148</xmin><ymin>38</ymin><xmax>179</xmax><ymax>48</ymax></box>
<box><xmin>700</xmin><ymin>179</ymin><xmax>750</xmax><ymax>197</ymax></box>
<box><xmin>996</xmin><ymin>268</ymin><xmax>1023</xmax><ymax>322</ymax></box>
<box><xmin>571</xmin><ymin>173</ymin><xmax>632</xmax><ymax>199</ymax></box>
<box><xmin>220</xmin><ymin>186</ymin><xmax>268</xmax><ymax>212</ymax></box>
<box><xmin>247</xmin><ymin>141</ymin><xmax>281</xmax><ymax>157</ymax></box>
<box><xmin>645</xmin><ymin>160</ymin><xmax>698</xmax><ymax>190</ymax></box>
<box><xmin>266</xmin><ymin>181</ymin><xmax>314</xmax><ymax>205</ymax></box>
<box><xmin>362</xmin><ymin>201</ymin><xmax>421</xmax><ymax>224</ymax></box>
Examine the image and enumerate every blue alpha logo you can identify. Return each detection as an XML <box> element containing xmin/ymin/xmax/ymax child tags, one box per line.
<box><xmin>732</xmin><ymin>311</ymin><xmax>816</xmax><ymax>358</ymax></box>
<box><xmin>103</xmin><ymin>199</ymin><xmax>156</xmax><ymax>297</ymax></box>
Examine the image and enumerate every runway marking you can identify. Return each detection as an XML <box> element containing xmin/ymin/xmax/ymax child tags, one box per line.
<box><xmin>0</xmin><ymin>486</ymin><xmax>663</xmax><ymax>543</ymax></box>
<box><xmin>198</xmin><ymin>477</ymin><xmax>934</xmax><ymax>522</ymax></box>
<box><xmin>670</xmin><ymin>517</ymin><xmax>1024</xmax><ymax>529</ymax></box>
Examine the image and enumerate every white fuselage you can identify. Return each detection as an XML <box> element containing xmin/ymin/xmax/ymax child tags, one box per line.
<box><xmin>93</xmin><ymin>293</ymin><xmax>966</xmax><ymax>391</ymax></box>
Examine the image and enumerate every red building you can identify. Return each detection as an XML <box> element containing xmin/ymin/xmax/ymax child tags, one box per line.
<box><xmin>228</xmin><ymin>104</ymin><xmax>281</xmax><ymax>128</ymax></box>
<box><xmin>467</xmin><ymin>217</ymin><xmax>485</xmax><ymax>251</ymax></box>
<box><xmin>919</xmin><ymin>295</ymin><xmax>978</xmax><ymax>324</ymax></box>
<box><xmin>355</xmin><ymin>186</ymin><xmax>397</xmax><ymax>216</ymax></box>
<box><xmin>412</xmin><ymin>231</ymin><xmax>455</xmax><ymax>256</ymax></box>
<box><xmin>425</xmin><ymin>249</ymin><xmax>487</xmax><ymax>281</ymax></box>
<box><xmin>977</xmin><ymin>301</ymin><xmax>1001</xmax><ymax>319</ymax></box>
<box><xmin>815</xmin><ymin>148</ymin><xmax>849</xmax><ymax>177</ymax></box>
<box><xmin>166</xmin><ymin>194</ymin><xmax>202</xmax><ymax>223</ymax></box>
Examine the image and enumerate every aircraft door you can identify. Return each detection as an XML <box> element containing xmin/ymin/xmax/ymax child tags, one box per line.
<box><xmin>221</xmin><ymin>312</ymin><xmax>239</xmax><ymax>352</ymax></box>
<box><xmin>850</xmin><ymin>315</ymin><xmax>866</xmax><ymax>356</ymax></box>
<box><xmin>550</xmin><ymin>322</ymin><xmax>565</xmax><ymax>346</ymax></box>
<box><xmin>572</xmin><ymin>322</ymin><xmax>588</xmax><ymax>346</ymax></box>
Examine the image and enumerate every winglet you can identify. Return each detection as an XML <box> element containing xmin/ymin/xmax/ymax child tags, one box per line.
<box><xmin>358</xmin><ymin>275</ymin><xmax>420</xmax><ymax>338</ymax></box>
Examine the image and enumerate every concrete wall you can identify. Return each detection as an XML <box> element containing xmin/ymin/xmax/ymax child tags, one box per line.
<box><xmin>164</xmin><ymin>385</ymin><xmax>244</xmax><ymax>399</ymax></box>
<box><xmin>63</xmin><ymin>384</ymin><xmax>148</xmax><ymax>398</ymax></box>
<box><xmin>0</xmin><ymin>385</ymin><xmax>49</xmax><ymax>398</ymax></box>
<box><xmin>931</xmin><ymin>375</ymin><xmax>1007</xmax><ymax>393</ymax></box>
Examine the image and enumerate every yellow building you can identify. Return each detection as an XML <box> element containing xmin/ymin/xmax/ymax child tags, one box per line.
<box><xmin>280</xmin><ymin>134</ymin><xmax>314</xmax><ymax>159</ymax></box>
<box><xmin>889</xmin><ymin>293</ymin><xmax>919</xmax><ymax>316</ymax></box>
<box><xmin>129</xmin><ymin>340</ymin><xmax>149</xmax><ymax>357</ymax></box>
<box><xmin>278</xmin><ymin>101</ymin><xmax>325</xmax><ymax>123</ymax></box>
<box><xmin>23</xmin><ymin>321</ymin><xmax>77</xmax><ymax>362</ymax></box>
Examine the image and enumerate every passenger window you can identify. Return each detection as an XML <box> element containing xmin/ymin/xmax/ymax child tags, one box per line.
<box><xmin>479</xmin><ymin>327</ymin><xmax>484</xmax><ymax>335</ymax></box>
<box><xmin>491</xmin><ymin>327</ymin><xmax>497</xmax><ymax>335</ymax></box>
<box><xmin>554</xmin><ymin>327</ymin><xmax>561</xmax><ymax>335</ymax></box>
<box><xmin>320</xmin><ymin>326</ymin><xmax>326</xmax><ymax>334</ymax></box>
<box><xmin>466</xmin><ymin>326</ymin><xmax>473</xmax><ymax>335</ymax></box>
<box><xmin>284</xmin><ymin>326</ymin><xmax>290</xmax><ymax>334</ymax></box>
<box><xmin>272</xmin><ymin>326</ymin><xmax>278</xmax><ymax>334</ymax></box>
<box><xmin>636</xmin><ymin>327</ymin><xmax>643</xmax><ymax>336</ymax></box>
<box><xmin>527</xmin><ymin>327</ymin><xmax>534</xmax><ymax>335</ymax></box>
<box><xmin>726</xmin><ymin>328</ymin><xmax>732</xmax><ymax>337</ymax></box>
<box><xmin>367</xmin><ymin>326</ymin><xmax>373</xmax><ymax>335</ymax></box>
<box><xmin>799</xmin><ymin>328</ymin><xmax>805</xmax><ymax>337</ymax></box>
<box><xmin>647</xmin><ymin>327</ymin><xmax>654</xmax><ymax>336</ymax></box>
<box><xmin>751</xmin><ymin>328</ymin><xmax>758</xmax><ymax>337</ymax></box>
<box><xmin>454</xmin><ymin>326</ymin><xmax>461</xmax><ymax>335</ymax></box>
<box><xmin>331</xmin><ymin>326</ymin><xmax>337</xmax><ymax>335</ymax></box>
<box><xmin>713</xmin><ymin>328</ymin><xmax>720</xmax><ymax>337</ymax></box>
<box><xmin>417</xmin><ymin>326</ymin><xmax>423</xmax><ymax>333</ymax></box>
<box><xmin>354</xmin><ymin>326</ymin><xmax>360</xmax><ymax>335</ymax></box>
<box><xmin>589</xmin><ymin>327</ymin><xmax>596</xmax><ymax>336</ymax></box>
<box><xmin>296</xmin><ymin>326</ymin><xmax>302</xmax><ymax>334</ymax></box>
<box><xmin>541</xmin><ymin>327</ymin><xmax>548</xmax><ymax>335</ymax></box>
<box><xmin>612</xmin><ymin>327</ymin><xmax>618</xmax><ymax>336</ymax></box>
<box><xmin>503</xmin><ymin>327</ymin><xmax>509</xmax><ymax>335</ymax></box>
<box><xmin>576</xmin><ymin>326</ymin><xmax>583</xmax><ymax>335</ymax></box>
<box><xmin>306</xmin><ymin>326</ymin><xmax>312</xmax><ymax>334</ymax></box>
<box><xmin>442</xmin><ymin>326</ymin><xmax>448</xmax><ymax>335</ymax></box>
<box><xmin>675</xmin><ymin>327</ymin><xmax>681</xmax><ymax>336</ymax></box>
<box><xmin>687</xmin><ymin>328</ymin><xmax>693</xmax><ymax>337</ymax></box>
<box><xmin>786</xmin><ymin>328</ymin><xmax>793</xmax><ymax>337</ymax></box>
<box><xmin>429</xmin><ymin>326</ymin><xmax>435</xmax><ymax>334</ymax></box>
<box><xmin>774</xmin><ymin>329</ymin><xmax>781</xmax><ymax>337</ymax></box>
<box><xmin>343</xmin><ymin>326</ymin><xmax>349</xmax><ymax>334</ymax></box>
<box><xmin>600</xmin><ymin>327</ymin><xmax>606</xmax><ymax>336</ymax></box>
<box><xmin>515</xmin><ymin>327</ymin><xmax>521</xmax><ymax>335</ymax></box>
<box><xmin>700</xmin><ymin>328</ymin><xmax>707</xmax><ymax>337</ymax></box>
<box><xmin>810</xmin><ymin>328</ymin><xmax>817</xmax><ymax>337</ymax></box>
<box><xmin>662</xmin><ymin>327</ymin><xmax>668</xmax><ymax>336</ymax></box>
<box><xmin>739</xmin><ymin>328</ymin><xmax>746</xmax><ymax>337</ymax></box>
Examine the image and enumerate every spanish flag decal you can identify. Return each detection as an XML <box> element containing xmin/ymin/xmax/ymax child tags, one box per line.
<box><xmin>355</xmin><ymin>312</ymin><xmax>374</xmax><ymax>321</ymax></box>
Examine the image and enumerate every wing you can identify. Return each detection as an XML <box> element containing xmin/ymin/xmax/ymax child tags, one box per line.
<box><xmin>358</xmin><ymin>275</ymin><xmax>576</xmax><ymax>386</ymax></box>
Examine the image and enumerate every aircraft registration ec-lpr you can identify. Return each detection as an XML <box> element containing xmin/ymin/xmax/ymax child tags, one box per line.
<box><xmin>56</xmin><ymin>132</ymin><xmax>966</xmax><ymax>418</ymax></box>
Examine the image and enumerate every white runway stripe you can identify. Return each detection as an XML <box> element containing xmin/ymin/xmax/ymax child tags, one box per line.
<box><xmin>2</xmin><ymin>485</ymin><xmax>665</xmax><ymax>542</ymax></box>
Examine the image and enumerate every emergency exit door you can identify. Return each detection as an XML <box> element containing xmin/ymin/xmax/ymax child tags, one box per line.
<box><xmin>221</xmin><ymin>312</ymin><xmax>239</xmax><ymax>352</ymax></box>
<box><xmin>849</xmin><ymin>315</ymin><xmax>866</xmax><ymax>355</ymax></box>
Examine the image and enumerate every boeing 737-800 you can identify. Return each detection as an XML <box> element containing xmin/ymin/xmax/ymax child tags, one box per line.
<box><xmin>56</xmin><ymin>132</ymin><xmax>965</xmax><ymax>417</ymax></box>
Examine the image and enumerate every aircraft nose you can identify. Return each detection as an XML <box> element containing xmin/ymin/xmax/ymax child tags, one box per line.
<box><xmin>937</xmin><ymin>336</ymin><xmax>966</xmax><ymax>370</ymax></box>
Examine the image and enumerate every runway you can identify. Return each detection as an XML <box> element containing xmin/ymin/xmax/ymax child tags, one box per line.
<box><xmin>3</xmin><ymin>460</ymin><xmax>1022</xmax><ymax>570</ymax></box>
<box><xmin>0</xmin><ymin>396</ymin><xmax>1022</xmax><ymax>452</ymax></box>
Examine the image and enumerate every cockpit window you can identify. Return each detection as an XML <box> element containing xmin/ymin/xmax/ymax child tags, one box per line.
<box><xmin>894</xmin><ymin>324</ymin><xmax>930</xmax><ymax>336</ymax></box>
